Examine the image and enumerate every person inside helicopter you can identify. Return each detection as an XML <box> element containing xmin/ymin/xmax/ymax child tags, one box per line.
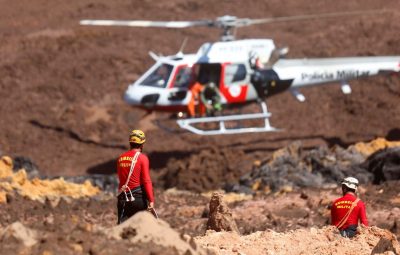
<box><xmin>141</xmin><ymin>64</ymin><xmax>173</xmax><ymax>88</ymax></box>
<box><xmin>249</xmin><ymin>47</ymin><xmax>289</xmax><ymax>70</ymax></box>
<box><xmin>187</xmin><ymin>64</ymin><xmax>223</xmax><ymax>117</ymax></box>
<box><xmin>200</xmin><ymin>81</ymin><xmax>222</xmax><ymax>116</ymax></box>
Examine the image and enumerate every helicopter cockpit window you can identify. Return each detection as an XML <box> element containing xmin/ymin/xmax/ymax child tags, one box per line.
<box><xmin>173</xmin><ymin>66</ymin><xmax>193</xmax><ymax>88</ymax></box>
<box><xmin>224</xmin><ymin>64</ymin><xmax>247</xmax><ymax>84</ymax></box>
<box><xmin>141</xmin><ymin>64</ymin><xmax>173</xmax><ymax>88</ymax></box>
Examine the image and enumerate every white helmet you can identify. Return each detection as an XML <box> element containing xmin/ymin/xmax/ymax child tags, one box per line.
<box><xmin>341</xmin><ymin>177</ymin><xmax>359</xmax><ymax>191</ymax></box>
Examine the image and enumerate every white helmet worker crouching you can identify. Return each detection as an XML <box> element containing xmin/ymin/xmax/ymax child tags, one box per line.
<box><xmin>341</xmin><ymin>177</ymin><xmax>359</xmax><ymax>191</ymax></box>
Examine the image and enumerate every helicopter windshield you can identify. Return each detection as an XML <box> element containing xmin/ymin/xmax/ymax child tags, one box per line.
<box><xmin>141</xmin><ymin>64</ymin><xmax>173</xmax><ymax>88</ymax></box>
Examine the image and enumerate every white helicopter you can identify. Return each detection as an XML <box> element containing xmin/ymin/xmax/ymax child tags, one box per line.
<box><xmin>80</xmin><ymin>10</ymin><xmax>400</xmax><ymax>135</ymax></box>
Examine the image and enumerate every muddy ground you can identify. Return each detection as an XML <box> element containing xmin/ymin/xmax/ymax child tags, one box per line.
<box><xmin>0</xmin><ymin>181</ymin><xmax>399</xmax><ymax>254</ymax></box>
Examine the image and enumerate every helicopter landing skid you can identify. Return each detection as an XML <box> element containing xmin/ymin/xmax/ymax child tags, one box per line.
<box><xmin>176</xmin><ymin>102</ymin><xmax>280</xmax><ymax>135</ymax></box>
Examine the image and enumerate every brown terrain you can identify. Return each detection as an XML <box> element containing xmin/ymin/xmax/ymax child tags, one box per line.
<box><xmin>1</xmin><ymin>0</ymin><xmax>400</xmax><ymax>254</ymax></box>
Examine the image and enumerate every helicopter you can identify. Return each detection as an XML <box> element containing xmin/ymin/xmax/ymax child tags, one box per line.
<box><xmin>80</xmin><ymin>11</ymin><xmax>400</xmax><ymax>135</ymax></box>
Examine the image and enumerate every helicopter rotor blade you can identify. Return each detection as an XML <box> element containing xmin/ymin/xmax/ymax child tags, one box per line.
<box><xmin>80</xmin><ymin>9</ymin><xmax>388</xmax><ymax>29</ymax></box>
<box><xmin>80</xmin><ymin>19</ymin><xmax>212</xmax><ymax>28</ymax></box>
<box><xmin>80</xmin><ymin>9</ymin><xmax>391</xmax><ymax>41</ymax></box>
<box><xmin>241</xmin><ymin>9</ymin><xmax>390</xmax><ymax>26</ymax></box>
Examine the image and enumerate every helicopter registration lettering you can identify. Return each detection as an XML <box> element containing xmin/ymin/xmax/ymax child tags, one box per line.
<box><xmin>301</xmin><ymin>70</ymin><xmax>370</xmax><ymax>81</ymax></box>
<box><xmin>218</xmin><ymin>45</ymin><xmax>244</xmax><ymax>52</ymax></box>
<box><xmin>217</xmin><ymin>43</ymin><xmax>267</xmax><ymax>54</ymax></box>
<box><xmin>301</xmin><ymin>71</ymin><xmax>334</xmax><ymax>81</ymax></box>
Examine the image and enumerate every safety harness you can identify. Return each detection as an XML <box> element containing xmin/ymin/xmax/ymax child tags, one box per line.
<box><xmin>336</xmin><ymin>198</ymin><xmax>360</xmax><ymax>230</ymax></box>
<box><xmin>118</xmin><ymin>151</ymin><xmax>140</xmax><ymax>202</ymax></box>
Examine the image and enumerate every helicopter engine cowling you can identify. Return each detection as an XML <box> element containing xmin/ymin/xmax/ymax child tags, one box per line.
<box><xmin>250</xmin><ymin>68</ymin><xmax>293</xmax><ymax>98</ymax></box>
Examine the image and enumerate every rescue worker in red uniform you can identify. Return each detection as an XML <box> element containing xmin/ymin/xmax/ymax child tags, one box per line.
<box><xmin>116</xmin><ymin>129</ymin><xmax>155</xmax><ymax>224</ymax></box>
<box><xmin>331</xmin><ymin>177</ymin><xmax>368</xmax><ymax>238</ymax></box>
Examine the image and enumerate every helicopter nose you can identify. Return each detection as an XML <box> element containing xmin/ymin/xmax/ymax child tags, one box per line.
<box><xmin>124</xmin><ymin>85</ymin><xmax>160</xmax><ymax>109</ymax></box>
<box><xmin>124</xmin><ymin>87</ymin><xmax>141</xmax><ymax>105</ymax></box>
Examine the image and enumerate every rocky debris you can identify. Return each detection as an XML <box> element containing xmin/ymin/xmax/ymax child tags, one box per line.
<box><xmin>12</xmin><ymin>156</ymin><xmax>41</xmax><ymax>179</ymax></box>
<box><xmin>108</xmin><ymin>211</ymin><xmax>207</xmax><ymax>255</ymax></box>
<box><xmin>5</xmin><ymin>138</ymin><xmax>396</xmax><ymax>197</ymax></box>
<box><xmin>206</xmin><ymin>192</ymin><xmax>239</xmax><ymax>233</ymax></box>
<box><xmin>5</xmin><ymin>155</ymin><xmax>118</xmax><ymax>194</ymax></box>
<box><xmin>156</xmin><ymin>188</ymin><xmax>210</xmax><ymax>237</ymax></box>
<box><xmin>0</xmin><ymin>156</ymin><xmax>100</xmax><ymax>203</ymax></box>
<box><xmin>195</xmin><ymin>226</ymin><xmax>400</xmax><ymax>255</ymax></box>
<box><xmin>31</xmin><ymin>138</ymin><xmax>400</xmax><ymax>197</ymax></box>
<box><xmin>362</xmin><ymin>147</ymin><xmax>400</xmax><ymax>184</ymax></box>
<box><xmin>228</xmin><ymin>139</ymin><xmax>400</xmax><ymax>194</ymax></box>
<box><xmin>0</xmin><ymin>222</ymin><xmax>38</xmax><ymax>247</ymax></box>
<box><xmin>350</xmin><ymin>138</ymin><xmax>400</xmax><ymax>157</ymax></box>
<box><xmin>0</xmin><ymin>206</ymin><xmax>200</xmax><ymax>255</ymax></box>
<box><xmin>0</xmin><ymin>181</ymin><xmax>399</xmax><ymax>254</ymax></box>
<box><xmin>63</xmin><ymin>174</ymin><xmax>119</xmax><ymax>194</ymax></box>
<box><xmin>364</xmin><ymin>226</ymin><xmax>400</xmax><ymax>255</ymax></box>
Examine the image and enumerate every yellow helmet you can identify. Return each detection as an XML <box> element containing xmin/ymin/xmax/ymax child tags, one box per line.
<box><xmin>129</xmin><ymin>129</ymin><xmax>146</xmax><ymax>144</ymax></box>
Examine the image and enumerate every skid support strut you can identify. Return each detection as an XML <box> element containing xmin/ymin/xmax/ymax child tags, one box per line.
<box><xmin>176</xmin><ymin>101</ymin><xmax>279</xmax><ymax>135</ymax></box>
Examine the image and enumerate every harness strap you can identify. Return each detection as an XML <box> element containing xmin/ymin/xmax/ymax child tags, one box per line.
<box><xmin>336</xmin><ymin>198</ymin><xmax>360</xmax><ymax>229</ymax></box>
<box><xmin>118</xmin><ymin>151</ymin><xmax>140</xmax><ymax>196</ymax></box>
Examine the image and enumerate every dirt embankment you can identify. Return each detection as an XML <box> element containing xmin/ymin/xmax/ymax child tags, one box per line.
<box><xmin>196</xmin><ymin>226</ymin><xmax>400</xmax><ymax>255</ymax></box>
<box><xmin>1</xmin><ymin>151</ymin><xmax>400</xmax><ymax>254</ymax></box>
<box><xmin>0</xmin><ymin>187</ymin><xmax>399</xmax><ymax>255</ymax></box>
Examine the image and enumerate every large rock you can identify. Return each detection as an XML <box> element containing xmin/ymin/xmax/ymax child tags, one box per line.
<box><xmin>206</xmin><ymin>192</ymin><xmax>239</xmax><ymax>233</ymax></box>
<box><xmin>0</xmin><ymin>222</ymin><xmax>38</xmax><ymax>247</ymax></box>
<box><xmin>108</xmin><ymin>211</ymin><xmax>206</xmax><ymax>255</ymax></box>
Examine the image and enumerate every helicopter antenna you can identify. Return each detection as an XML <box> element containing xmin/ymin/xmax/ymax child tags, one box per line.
<box><xmin>80</xmin><ymin>9</ymin><xmax>390</xmax><ymax>41</ymax></box>
<box><xmin>177</xmin><ymin>37</ymin><xmax>188</xmax><ymax>56</ymax></box>
<box><xmin>148</xmin><ymin>51</ymin><xmax>159</xmax><ymax>61</ymax></box>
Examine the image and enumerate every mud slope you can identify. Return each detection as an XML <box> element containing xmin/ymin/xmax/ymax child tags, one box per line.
<box><xmin>0</xmin><ymin>0</ymin><xmax>400</xmax><ymax>177</ymax></box>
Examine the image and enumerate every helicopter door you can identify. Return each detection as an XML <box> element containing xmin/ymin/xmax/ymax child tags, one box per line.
<box><xmin>220</xmin><ymin>63</ymin><xmax>250</xmax><ymax>102</ymax></box>
<box><xmin>196</xmin><ymin>63</ymin><xmax>222</xmax><ymax>85</ymax></box>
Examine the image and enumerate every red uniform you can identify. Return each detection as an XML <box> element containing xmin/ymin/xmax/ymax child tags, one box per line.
<box><xmin>117</xmin><ymin>149</ymin><xmax>154</xmax><ymax>202</ymax></box>
<box><xmin>331</xmin><ymin>193</ymin><xmax>368</xmax><ymax>230</ymax></box>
